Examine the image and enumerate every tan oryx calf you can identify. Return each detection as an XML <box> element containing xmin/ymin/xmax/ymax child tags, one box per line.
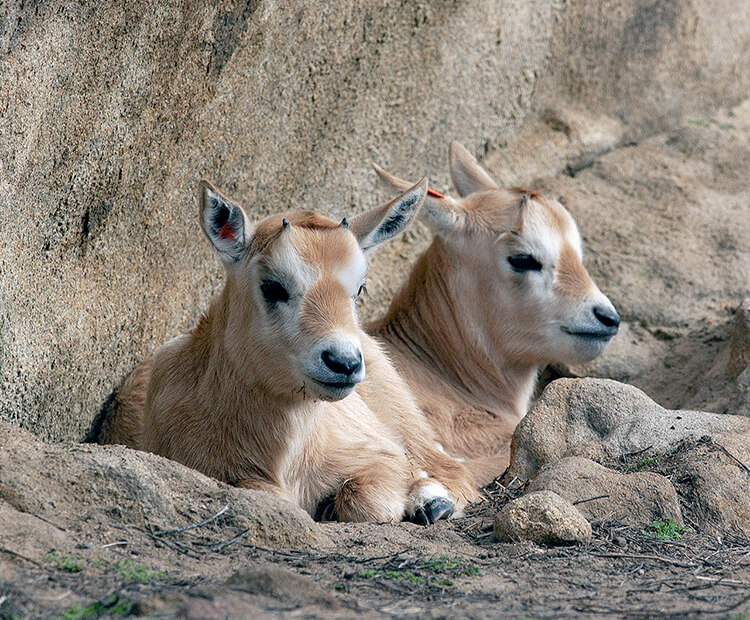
<box><xmin>98</xmin><ymin>179</ymin><xmax>478</xmax><ymax>524</ymax></box>
<box><xmin>370</xmin><ymin>142</ymin><xmax>620</xmax><ymax>485</ymax></box>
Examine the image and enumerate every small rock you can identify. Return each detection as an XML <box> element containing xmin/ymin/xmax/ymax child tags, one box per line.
<box><xmin>527</xmin><ymin>456</ymin><xmax>683</xmax><ymax>527</ymax></box>
<box><xmin>614</xmin><ymin>536</ymin><xmax>627</xmax><ymax>547</ymax></box>
<box><xmin>493</xmin><ymin>491</ymin><xmax>592</xmax><ymax>545</ymax></box>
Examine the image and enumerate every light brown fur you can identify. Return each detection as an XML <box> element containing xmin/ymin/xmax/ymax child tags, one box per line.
<box><xmin>99</xmin><ymin>180</ymin><xmax>478</xmax><ymax>522</ymax></box>
<box><xmin>370</xmin><ymin>143</ymin><xmax>619</xmax><ymax>485</ymax></box>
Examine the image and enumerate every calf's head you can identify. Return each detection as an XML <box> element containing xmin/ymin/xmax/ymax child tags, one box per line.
<box><xmin>375</xmin><ymin>142</ymin><xmax>619</xmax><ymax>366</ymax></box>
<box><xmin>200</xmin><ymin>179</ymin><xmax>427</xmax><ymax>400</ymax></box>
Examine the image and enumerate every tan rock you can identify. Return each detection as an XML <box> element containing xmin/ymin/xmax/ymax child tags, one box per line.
<box><xmin>493</xmin><ymin>491</ymin><xmax>591</xmax><ymax>546</ymax></box>
<box><xmin>667</xmin><ymin>438</ymin><xmax>750</xmax><ymax>539</ymax></box>
<box><xmin>0</xmin><ymin>422</ymin><xmax>317</xmax><ymax>550</ymax></box>
<box><xmin>526</xmin><ymin>456</ymin><xmax>682</xmax><ymax>527</ymax></box>
<box><xmin>507</xmin><ymin>378</ymin><xmax>750</xmax><ymax>481</ymax></box>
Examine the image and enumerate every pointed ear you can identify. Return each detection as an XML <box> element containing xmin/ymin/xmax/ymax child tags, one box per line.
<box><xmin>448</xmin><ymin>141</ymin><xmax>498</xmax><ymax>197</ymax></box>
<box><xmin>199</xmin><ymin>180</ymin><xmax>252</xmax><ymax>262</ymax></box>
<box><xmin>372</xmin><ymin>163</ymin><xmax>465</xmax><ymax>235</ymax></box>
<box><xmin>349</xmin><ymin>178</ymin><xmax>427</xmax><ymax>253</ymax></box>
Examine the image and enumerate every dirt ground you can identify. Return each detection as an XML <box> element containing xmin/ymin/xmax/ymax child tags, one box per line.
<box><xmin>3</xmin><ymin>463</ymin><xmax>750</xmax><ymax>620</ymax></box>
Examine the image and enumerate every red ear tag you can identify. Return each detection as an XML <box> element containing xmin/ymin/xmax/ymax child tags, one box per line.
<box><xmin>218</xmin><ymin>222</ymin><xmax>235</xmax><ymax>240</ymax></box>
<box><xmin>427</xmin><ymin>188</ymin><xmax>446</xmax><ymax>199</ymax></box>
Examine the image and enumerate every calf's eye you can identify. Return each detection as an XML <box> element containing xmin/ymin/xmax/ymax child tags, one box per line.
<box><xmin>260</xmin><ymin>280</ymin><xmax>289</xmax><ymax>303</ymax></box>
<box><xmin>507</xmin><ymin>254</ymin><xmax>543</xmax><ymax>272</ymax></box>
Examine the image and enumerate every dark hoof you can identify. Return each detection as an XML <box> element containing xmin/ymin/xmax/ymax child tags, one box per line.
<box><xmin>409</xmin><ymin>498</ymin><xmax>455</xmax><ymax>525</ymax></box>
<box><xmin>314</xmin><ymin>495</ymin><xmax>337</xmax><ymax>522</ymax></box>
<box><xmin>424</xmin><ymin>497</ymin><xmax>454</xmax><ymax>523</ymax></box>
<box><xmin>410</xmin><ymin>506</ymin><xmax>431</xmax><ymax>526</ymax></box>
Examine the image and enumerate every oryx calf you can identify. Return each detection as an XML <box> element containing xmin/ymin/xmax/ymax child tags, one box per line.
<box><xmin>99</xmin><ymin>179</ymin><xmax>478</xmax><ymax>523</ymax></box>
<box><xmin>370</xmin><ymin>142</ymin><xmax>620</xmax><ymax>484</ymax></box>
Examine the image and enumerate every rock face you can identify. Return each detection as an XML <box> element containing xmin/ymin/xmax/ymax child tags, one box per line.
<box><xmin>526</xmin><ymin>457</ymin><xmax>682</xmax><ymax>528</ymax></box>
<box><xmin>0</xmin><ymin>422</ymin><xmax>317</xmax><ymax>555</ymax></box>
<box><xmin>2</xmin><ymin>1</ymin><xmax>750</xmax><ymax>440</ymax></box>
<box><xmin>507</xmin><ymin>379</ymin><xmax>750</xmax><ymax>538</ymax></box>
<box><xmin>493</xmin><ymin>490</ymin><xmax>591</xmax><ymax>545</ymax></box>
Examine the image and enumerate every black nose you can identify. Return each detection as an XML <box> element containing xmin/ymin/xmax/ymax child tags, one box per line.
<box><xmin>593</xmin><ymin>306</ymin><xmax>620</xmax><ymax>329</ymax></box>
<box><xmin>321</xmin><ymin>349</ymin><xmax>363</xmax><ymax>377</ymax></box>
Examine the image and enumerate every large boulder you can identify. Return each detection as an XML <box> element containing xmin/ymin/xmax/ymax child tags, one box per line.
<box><xmin>507</xmin><ymin>379</ymin><xmax>750</xmax><ymax>481</ymax></box>
<box><xmin>508</xmin><ymin>379</ymin><xmax>750</xmax><ymax>538</ymax></box>
<box><xmin>526</xmin><ymin>456</ymin><xmax>682</xmax><ymax>528</ymax></box>
<box><xmin>0</xmin><ymin>421</ymin><xmax>317</xmax><ymax>559</ymax></box>
<box><xmin>3</xmin><ymin>1</ymin><xmax>750</xmax><ymax>440</ymax></box>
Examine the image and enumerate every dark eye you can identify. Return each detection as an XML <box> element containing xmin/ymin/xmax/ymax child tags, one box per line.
<box><xmin>357</xmin><ymin>283</ymin><xmax>367</xmax><ymax>297</ymax></box>
<box><xmin>260</xmin><ymin>280</ymin><xmax>289</xmax><ymax>303</ymax></box>
<box><xmin>507</xmin><ymin>254</ymin><xmax>543</xmax><ymax>272</ymax></box>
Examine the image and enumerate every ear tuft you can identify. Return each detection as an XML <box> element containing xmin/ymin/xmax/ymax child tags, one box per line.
<box><xmin>349</xmin><ymin>178</ymin><xmax>427</xmax><ymax>253</ymax></box>
<box><xmin>200</xmin><ymin>180</ymin><xmax>249</xmax><ymax>263</ymax></box>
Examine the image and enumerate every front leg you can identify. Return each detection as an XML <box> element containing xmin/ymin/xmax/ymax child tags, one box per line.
<box><xmin>357</xmin><ymin>334</ymin><xmax>480</xmax><ymax>523</ymax></box>
<box><xmin>330</xmin><ymin>460</ymin><xmax>408</xmax><ymax>523</ymax></box>
<box><xmin>406</xmin><ymin>473</ymin><xmax>457</xmax><ymax>525</ymax></box>
<box><xmin>406</xmin><ymin>448</ymin><xmax>481</xmax><ymax>524</ymax></box>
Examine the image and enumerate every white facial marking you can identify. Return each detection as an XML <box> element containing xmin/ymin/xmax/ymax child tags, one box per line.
<box><xmin>564</xmin><ymin>212</ymin><xmax>584</xmax><ymax>258</ymax></box>
<box><xmin>335</xmin><ymin>247</ymin><xmax>367</xmax><ymax>296</ymax></box>
<box><xmin>523</xmin><ymin>209</ymin><xmax>563</xmax><ymax>267</ymax></box>
<box><xmin>269</xmin><ymin>235</ymin><xmax>317</xmax><ymax>291</ymax></box>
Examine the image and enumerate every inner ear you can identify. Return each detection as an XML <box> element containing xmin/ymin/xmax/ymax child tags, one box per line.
<box><xmin>371</xmin><ymin>161</ymin><xmax>468</xmax><ymax>236</ymax></box>
<box><xmin>200</xmin><ymin>180</ymin><xmax>250</xmax><ymax>263</ymax></box>
<box><xmin>349</xmin><ymin>178</ymin><xmax>427</xmax><ymax>253</ymax></box>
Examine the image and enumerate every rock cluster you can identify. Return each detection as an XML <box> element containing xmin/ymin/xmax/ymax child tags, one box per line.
<box><xmin>494</xmin><ymin>379</ymin><xmax>750</xmax><ymax>545</ymax></box>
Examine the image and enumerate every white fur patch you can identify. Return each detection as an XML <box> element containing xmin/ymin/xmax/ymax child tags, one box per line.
<box><xmin>405</xmin><ymin>480</ymin><xmax>452</xmax><ymax>514</ymax></box>
<box><xmin>435</xmin><ymin>442</ymin><xmax>466</xmax><ymax>463</ymax></box>
<box><xmin>565</xmin><ymin>213</ymin><xmax>584</xmax><ymax>258</ymax></box>
<box><xmin>269</xmin><ymin>235</ymin><xmax>316</xmax><ymax>291</ymax></box>
<box><xmin>335</xmin><ymin>249</ymin><xmax>367</xmax><ymax>296</ymax></box>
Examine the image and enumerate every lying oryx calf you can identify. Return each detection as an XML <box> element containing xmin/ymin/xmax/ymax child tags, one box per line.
<box><xmin>370</xmin><ymin>142</ymin><xmax>620</xmax><ymax>485</ymax></box>
<box><xmin>98</xmin><ymin>180</ymin><xmax>478</xmax><ymax>523</ymax></box>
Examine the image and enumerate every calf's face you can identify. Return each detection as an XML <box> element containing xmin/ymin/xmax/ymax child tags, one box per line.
<box><xmin>199</xmin><ymin>179</ymin><xmax>426</xmax><ymax>401</ymax></box>
<box><xmin>374</xmin><ymin>141</ymin><xmax>619</xmax><ymax>367</ymax></box>
<box><xmin>467</xmin><ymin>191</ymin><xmax>620</xmax><ymax>365</ymax></box>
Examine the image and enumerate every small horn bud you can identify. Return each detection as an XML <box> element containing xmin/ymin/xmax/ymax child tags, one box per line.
<box><xmin>282</xmin><ymin>218</ymin><xmax>290</xmax><ymax>229</ymax></box>
<box><xmin>340</xmin><ymin>217</ymin><xmax>349</xmax><ymax>229</ymax></box>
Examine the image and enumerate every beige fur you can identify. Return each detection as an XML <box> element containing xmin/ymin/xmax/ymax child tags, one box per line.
<box><xmin>370</xmin><ymin>142</ymin><xmax>619</xmax><ymax>485</ymax></box>
<box><xmin>99</xmin><ymin>179</ymin><xmax>478</xmax><ymax>523</ymax></box>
